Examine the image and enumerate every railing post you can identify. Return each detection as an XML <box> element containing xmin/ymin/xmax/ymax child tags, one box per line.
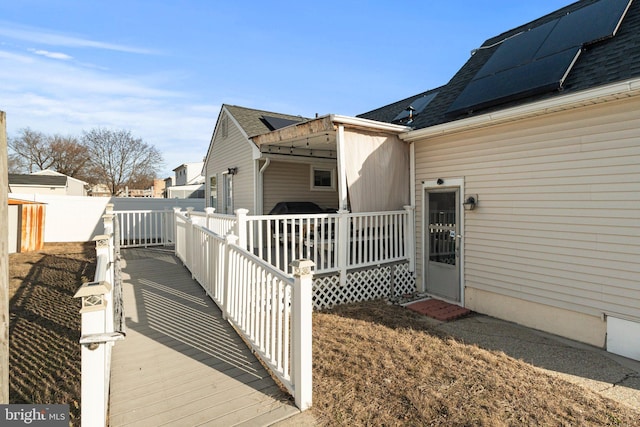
<box><xmin>222</xmin><ymin>234</ymin><xmax>239</xmax><ymax>320</ymax></box>
<box><xmin>337</xmin><ymin>210</ymin><xmax>350</xmax><ymax>286</ymax></box>
<box><xmin>205</xmin><ymin>207</ymin><xmax>215</xmax><ymax>231</ymax></box>
<box><xmin>235</xmin><ymin>208</ymin><xmax>249</xmax><ymax>250</ymax></box>
<box><xmin>162</xmin><ymin>208</ymin><xmax>170</xmax><ymax>246</ymax></box>
<box><xmin>404</xmin><ymin>205</ymin><xmax>415</xmax><ymax>274</ymax></box>
<box><xmin>73</xmin><ymin>236</ymin><xmax>113</xmax><ymax>427</ymax></box>
<box><xmin>172</xmin><ymin>207</ymin><xmax>181</xmax><ymax>255</ymax></box>
<box><xmin>291</xmin><ymin>259</ymin><xmax>314</xmax><ymax>411</ymax></box>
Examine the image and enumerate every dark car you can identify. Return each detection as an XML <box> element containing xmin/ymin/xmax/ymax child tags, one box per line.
<box><xmin>268</xmin><ymin>201</ymin><xmax>328</xmax><ymax>215</ymax></box>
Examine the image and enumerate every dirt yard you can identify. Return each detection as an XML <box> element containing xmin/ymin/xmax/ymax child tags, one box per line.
<box><xmin>8</xmin><ymin>242</ymin><xmax>95</xmax><ymax>427</ymax></box>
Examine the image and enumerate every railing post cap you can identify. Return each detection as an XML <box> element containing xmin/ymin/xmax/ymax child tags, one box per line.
<box><xmin>205</xmin><ymin>207</ymin><xmax>215</xmax><ymax>214</ymax></box>
<box><xmin>186</xmin><ymin>207</ymin><xmax>195</xmax><ymax>212</ymax></box>
<box><xmin>105</xmin><ymin>203</ymin><xmax>114</xmax><ymax>211</ymax></box>
<box><xmin>403</xmin><ymin>205</ymin><xmax>415</xmax><ymax>211</ymax></box>
<box><xmin>74</xmin><ymin>280</ymin><xmax>112</xmax><ymax>298</ymax></box>
<box><xmin>290</xmin><ymin>259</ymin><xmax>315</xmax><ymax>277</ymax></box>
<box><xmin>172</xmin><ymin>207</ymin><xmax>182</xmax><ymax>212</ymax></box>
<box><xmin>93</xmin><ymin>234</ymin><xmax>110</xmax><ymax>241</ymax></box>
<box><xmin>337</xmin><ymin>209</ymin><xmax>350</xmax><ymax>214</ymax></box>
<box><xmin>235</xmin><ymin>208</ymin><xmax>249</xmax><ymax>215</ymax></box>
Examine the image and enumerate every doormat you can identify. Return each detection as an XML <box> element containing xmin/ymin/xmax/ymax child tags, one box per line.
<box><xmin>405</xmin><ymin>299</ymin><xmax>472</xmax><ymax>321</ymax></box>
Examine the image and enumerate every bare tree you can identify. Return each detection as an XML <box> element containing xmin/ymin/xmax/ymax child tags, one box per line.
<box><xmin>82</xmin><ymin>128</ymin><xmax>163</xmax><ymax>195</ymax></box>
<box><xmin>48</xmin><ymin>135</ymin><xmax>90</xmax><ymax>179</ymax></box>
<box><xmin>8</xmin><ymin>128</ymin><xmax>53</xmax><ymax>172</ymax></box>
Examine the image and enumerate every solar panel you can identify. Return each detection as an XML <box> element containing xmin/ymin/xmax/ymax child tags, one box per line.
<box><xmin>537</xmin><ymin>0</ymin><xmax>632</xmax><ymax>58</ymax></box>
<box><xmin>392</xmin><ymin>92</ymin><xmax>438</xmax><ymax>122</ymax></box>
<box><xmin>262</xmin><ymin>115</ymin><xmax>301</xmax><ymax>131</ymax></box>
<box><xmin>446</xmin><ymin>0</ymin><xmax>633</xmax><ymax>117</ymax></box>
<box><xmin>475</xmin><ymin>19</ymin><xmax>558</xmax><ymax>80</ymax></box>
<box><xmin>448</xmin><ymin>48</ymin><xmax>581</xmax><ymax>116</ymax></box>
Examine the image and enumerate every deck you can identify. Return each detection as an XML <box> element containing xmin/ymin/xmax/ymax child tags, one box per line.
<box><xmin>108</xmin><ymin>247</ymin><xmax>301</xmax><ymax>426</ymax></box>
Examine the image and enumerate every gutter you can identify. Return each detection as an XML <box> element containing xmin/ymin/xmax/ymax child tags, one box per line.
<box><xmin>401</xmin><ymin>76</ymin><xmax>640</xmax><ymax>142</ymax></box>
<box><xmin>330</xmin><ymin>114</ymin><xmax>412</xmax><ymax>133</ymax></box>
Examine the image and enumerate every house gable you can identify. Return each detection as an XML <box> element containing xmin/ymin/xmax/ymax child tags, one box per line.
<box><xmin>203</xmin><ymin>105</ymin><xmax>310</xmax><ymax>213</ymax></box>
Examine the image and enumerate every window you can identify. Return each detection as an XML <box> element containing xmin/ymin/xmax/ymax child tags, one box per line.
<box><xmin>311</xmin><ymin>166</ymin><xmax>335</xmax><ymax>191</ymax></box>
<box><xmin>223</xmin><ymin>173</ymin><xmax>233</xmax><ymax>214</ymax></box>
<box><xmin>209</xmin><ymin>175</ymin><xmax>217</xmax><ymax>210</ymax></box>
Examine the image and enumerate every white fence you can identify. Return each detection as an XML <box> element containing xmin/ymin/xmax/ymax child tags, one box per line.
<box><xmin>179</xmin><ymin>207</ymin><xmax>415</xmax><ymax>277</ymax></box>
<box><xmin>8</xmin><ymin>193</ymin><xmax>203</xmax><ymax>242</ymax></box>
<box><xmin>115</xmin><ymin>209</ymin><xmax>175</xmax><ymax>247</ymax></box>
<box><xmin>73</xmin><ymin>204</ymin><xmax>125</xmax><ymax>427</ymax></box>
<box><xmin>173</xmin><ymin>207</ymin><xmax>416</xmax><ymax>308</ymax></box>
<box><xmin>175</xmin><ymin>211</ymin><xmax>312</xmax><ymax>410</ymax></box>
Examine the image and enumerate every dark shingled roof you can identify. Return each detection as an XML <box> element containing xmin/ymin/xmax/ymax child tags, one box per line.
<box><xmin>224</xmin><ymin>105</ymin><xmax>309</xmax><ymax>138</ymax></box>
<box><xmin>358</xmin><ymin>0</ymin><xmax>640</xmax><ymax>130</ymax></box>
<box><xmin>9</xmin><ymin>174</ymin><xmax>67</xmax><ymax>187</ymax></box>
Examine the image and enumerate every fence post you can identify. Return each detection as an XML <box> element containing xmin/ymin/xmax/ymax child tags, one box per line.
<box><xmin>404</xmin><ymin>205</ymin><xmax>415</xmax><ymax>274</ymax></box>
<box><xmin>205</xmin><ymin>207</ymin><xmax>215</xmax><ymax>230</ymax></box>
<box><xmin>222</xmin><ymin>234</ymin><xmax>239</xmax><ymax>320</ymax></box>
<box><xmin>337</xmin><ymin>210</ymin><xmax>349</xmax><ymax>286</ymax></box>
<box><xmin>73</xmin><ymin>236</ymin><xmax>113</xmax><ymax>427</ymax></box>
<box><xmin>172</xmin><ymin>207</ymin><xmax>181</xmax><ymax>255</ymax></box>
<box><xmin>162</xmin><ymin>208</ymin><xmax>171</xmax><ymax>246</ymax></box>
<box><xmin>235</xmin><ymin>208</ymin><xmax>249</xmax><ymax>250</ymax></box>
<box><xmin>291</xmin><ymin>259</ymin><xmax>314</xmax><ymax>411</ymax></box>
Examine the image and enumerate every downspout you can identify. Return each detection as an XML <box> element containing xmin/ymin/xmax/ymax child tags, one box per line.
<box><xmin>257</xmin><ymin>158</ymin><xmax>271</xmax><ymax>215</ymax></box>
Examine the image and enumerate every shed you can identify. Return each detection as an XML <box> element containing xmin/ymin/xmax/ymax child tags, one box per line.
<box><xmin>8</xmin><ymin>198</ymin><xmax>46</xmax><ymax>253</ymax></box>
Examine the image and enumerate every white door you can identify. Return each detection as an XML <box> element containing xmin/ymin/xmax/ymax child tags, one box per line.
<box><xmin>424</xmin><ymin>187</ymin><xmax>461</xmax><ymax>302</ymax></box>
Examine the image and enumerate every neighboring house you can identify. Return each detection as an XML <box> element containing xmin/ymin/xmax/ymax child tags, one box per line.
<box><xmin>203</xmin><ymin>104</ymin><xmax>411</xmax><ymax>215</ymax></box>
<box><xmin>166</xmin><ymin>162</ymin><xmax>205</xmax><ymax>199</ymax></box>
<box><xmin>89</xmin><ymin>184</ymin><xmax>112</xmax><ymax>197</ymax></box>
<box><xmin>9</xmin><ymin>170</ymin><xmax>88</xmax><ymax>196</ymax></box>
<box><xmin>358</xmin><ymin>0</ymin><xmax>640</xmax><ymax>359</ymax></box>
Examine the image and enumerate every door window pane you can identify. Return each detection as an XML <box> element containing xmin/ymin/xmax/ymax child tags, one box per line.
<box><xmin>428</xmin><ymin>192</ymin><xmax>456</xmax><ymax>265</ymax></box>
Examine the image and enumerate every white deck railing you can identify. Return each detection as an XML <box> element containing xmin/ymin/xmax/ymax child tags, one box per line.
<box><xmin>175</xmin><ymin>211</ymin><xmax>312</xmax><ymax>410</ymax></box>
<box><xmin>238</xmin><ymin>207</ymin><xmax>415</xmax><ymax>277</ymax></box>
<box><xmin>114</xmin><ymin>209</ymin><xmax>175</xmax><ymax>247</ymax></box>
<box><xmin>74</xmin><ymin>204</ymin><xmax>125</xmax><ymax>427</ymax></box>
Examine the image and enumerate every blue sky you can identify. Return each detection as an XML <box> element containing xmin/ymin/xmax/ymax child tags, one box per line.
<box><xmin>0</xmin><ymin>1</ymin><xmax>574</xmax><ymax>178</ymax></box>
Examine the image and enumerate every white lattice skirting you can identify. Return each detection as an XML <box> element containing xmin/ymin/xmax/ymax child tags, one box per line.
<box><xmin>312</xmin><ymin>262</ymin><xmax>415</xmax><ymax>310</ymax></box>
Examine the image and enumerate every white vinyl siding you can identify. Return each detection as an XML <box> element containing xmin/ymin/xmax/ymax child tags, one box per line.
<box><xmin>263</xmin><ymin>161</ymin><xmax>339</xmax><ymax>213</ymax></box>
<box><xmin>204</xmin><ymin>111</ymin><xmax>256</xmax><ymax>213</ymax></box>
<box><xmin>413</xmin><ymin>96</ymin><xmax>640</xmax><ymax>322</ymax></box>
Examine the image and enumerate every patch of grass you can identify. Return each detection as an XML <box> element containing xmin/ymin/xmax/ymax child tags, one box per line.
<box><xmin>9</xmin><ymin>242</ymin><xmax>95</xmax><ymax>427</ymax></box>
<box><xmin>312</xmin><ymin>300</ymin><xmax>640</xmax><ymax>426</ymax></box>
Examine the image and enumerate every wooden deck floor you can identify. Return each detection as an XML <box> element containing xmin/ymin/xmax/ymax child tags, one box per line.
<box><xmin>109</xmin><ymin>247</ymin><xmax>300</xmax><ymax>426</ymax></box>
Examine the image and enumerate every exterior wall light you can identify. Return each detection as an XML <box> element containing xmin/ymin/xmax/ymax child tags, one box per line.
<box><xmin>227</xmin><ymin>167</ymin><xmax>238</xmax><ymax>175</ymax></box>
<box><xmin>463</xmin><ymin>194</ymin><xmax>478</xmax><ymax>210</ymax></box>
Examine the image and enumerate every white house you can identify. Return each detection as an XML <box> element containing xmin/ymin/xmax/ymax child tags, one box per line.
<box><xmin>166</xmin><ymin>162</ymin><xmax>205</xmax><ymax>199</ymax></box>
<box><xmin>359</xmin><ymin>0</ymin><xmax>640</xmax><ymax>360</ymax></box>
<box><xmin>9</xmin><ymin>170</ymin><xmax>88</xmax><ymax>196</ymax></box>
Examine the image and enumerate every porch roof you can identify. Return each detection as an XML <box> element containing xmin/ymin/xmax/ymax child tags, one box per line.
<box><xmin>251</xmin><ymin>114</ymin><xmax>411</xmax><ymax>159</ymax></box>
